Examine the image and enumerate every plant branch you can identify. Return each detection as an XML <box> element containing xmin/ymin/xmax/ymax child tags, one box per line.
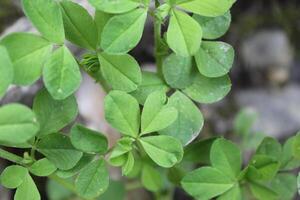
<box><xmin>0</xmin><ymin>148</ymin><xmax>24</xmax><ymax>165</ymax></box>
<box><xmin>153</xmin><ymin>4</ymin><xmax>164</xmax><ymax>77</ymax></box>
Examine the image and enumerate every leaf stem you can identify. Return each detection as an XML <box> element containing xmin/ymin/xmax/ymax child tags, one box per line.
<box><xmin>0</xmin><ymin>148</ymin><xmax>24</xmax><ymax>165</ymax></box>
<box><xmin>125</xmin><ymin>181</ymin><xmax>143</xmax><ymax>191</ymax></box>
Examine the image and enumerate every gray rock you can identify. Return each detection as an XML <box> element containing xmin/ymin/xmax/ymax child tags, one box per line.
<box><xmin>235</xmin><ymin>85</ymin><xmax>300</xmax><ymax>138</ymax></box>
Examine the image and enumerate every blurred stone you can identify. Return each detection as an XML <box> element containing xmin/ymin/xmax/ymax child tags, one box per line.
<box><xmin>240</xmin><ymin>29</ymin><xmax>293</xmax><ymax>85</ymax></box>
<box><xmin>235</xmin><ymin>84</ymin><xmax>300</xmax><ymax>138</ymax></box>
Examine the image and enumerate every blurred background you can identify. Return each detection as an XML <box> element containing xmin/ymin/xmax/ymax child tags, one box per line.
<box><xmin>0</xmin><ymin>0</ymin><xmax>300</xmax><ymax>199</ymax></box>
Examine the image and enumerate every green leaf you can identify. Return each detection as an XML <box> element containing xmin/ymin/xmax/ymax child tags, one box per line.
<box><xmin>233</xmin><ymin>108</ymin><xmax>257</xmax><ymax>136</ymax></box>
<box><xmin>195</xmin><ymin>41</ymin><xmax>234</xmax><ymax>77</ymax></box>
<box><xmin>122</xmin><ymin>152</ymin><xmax>135</xmax><ymax>176</ymax></box>
<box><xmin>247</xmin><ymin>155</ymin><xmax>280</xmax><ymax>181</ymax></box>
<box><xmin>47</xmin><ymin>179</ymin><xmax>73</xmax><ymax>200</ymax></box>
<box><xmin>56</xmin><ymin>154</ymin><xmax>95</xmax><ymax>178</ymax></box>
<box><xmin>29</xmin><ymin>158</ymin><xmax>57</xmax><ymax>177</ymax></box>
<box><xmin>298</xmin><ymin>172</ymin><xmax>300</xmax><ymax>196</ymax></box>
<box><xmin>0</xmin><ymin>33</ymin><xmax>52</xmax><ymax>85</ymax></box>
<box><xmin>162</xmin><ymin>53</ymin><xmax>195</xmax><ymax>89</ymax></box>
<box><xmin>256</xmin><ymin>137</ymin><xmax>282</xmax><ymax>161</ymax></box>
<box><xmin>104</xmin><ymin>91</ymin><xmax>140</xmax><ymax>137</ymax></box>
<box><xmin>60</xmin><ymin>0</ymin><xmax>98</xmax><ymax>50</ymax></box>
<box><xmin>75</xmin><ymin>159</ymin><xmax>109</xmax><ymax>199</ymax></box>
<box><xmin>33</xmin><ymin>89</ymin><xmax>78</xmax><ymax>136</ymax></box>
<box><xmin>88</xmin><ymin>0</ymin><xmax>139</xmax><ymax>14</ymax></box>
<box><xmin>159</xmin><ymin>91</ymin><xmax>204</xmax><ymax>145</ymax></box>
<box><xmin>109</xmin><ymin>137</ymin><xmax>134</xmax><ymax>166</ymax></box>
<box><xmin>99</xmin><ymin>180</ymin><xmax>126</xmax><ymax>200</ymax></box>
<box><xmin>141</xmin><ymin>91</ymin><xmax>178</xmax><ymax>135</ymax></box>
<box><xmin>98</xmin><ymin>53</ymin><xmax>142</xmax><ymax>92</ymax></box>
<box><xmin>167</xmin><ymin>9</ymin><xmax>202</xmax><ymax>56</ymax></box>
<box><xmin>293</xmin><ymin>132</ymin><xmax>300</xmax><ymax>159</ymax></box>
<box><xmin>281</xmin><ymin>136</ymin><xmax>300</xmax><ymax>170</ymax></box>
<box><xmin>183</xmin><ymin>73</ymin><xmax>231</xmax><ymax>104</ymax></box>
<box><xmin>0</xmin><ymin>165</ymin><xmax>28</xmax><ymax>189</ymax></box>
<box><xmin>249</xmin><ymin>181</ymin><xmax>278</xmax><ymax>200</ymax></box>
<box><xmin>217</xmin><ymin>184</ymin><xmax>242</xmax><ymax>200</ymax></box>
<box><xmin>141</xmin><ymin>164</ymin><xmax>163</xmax><ymax>192</ymax></box>
<box><xmin>270</xmin><ymin>173</ymin><xmax>297</xmax><ymax>200</ymax></box>
<box><xmin>0</xmin><ymin>46</ymin><xmax>13</xmax><ymax>98</ymax></box>
<box><xmin>37</xmin><ymin>133</ymin><xmax>83</xmax><ymax>170</ymax></box>
<box><xmin>130</xmin><ymin>71</ymin><xmax>169</xmax><ymax>105</ymax></box>
<box><xmin>22</xmin><ymin>0</ymin><xmax>64</xmax><ymax>43</ymax></box>
<box><xmin>70</xmin><ymin>124</ymin><xmax>108</xmax><ymax>154</ymax></box>
<box><xmin>95</xmin><ymin>11</ymin><xmax>112</xmax><ymax>46</ymax></box>
<box><xmin>184</xmin><ymin>137</ymin><xmax>217</xmax><ymax>164</ymax></box>
<box><xmin>0</xmin><ymin>104</ymin><xmax>39</xmax><ymax>144</ymax></box>
<box><xmin>210</xmin><ymin>138</ymin><xmax>242</xmax><ymax>179</ymax></box>
<box><xmin>43</xmin><ymin>46</ymin><xmax>81</xmax><ymax>100</ymax></box>
<box><xmin>14</xmin><ymin>173</ymin><xmax>40</xmax><ymax>200</ymax></box>
<box><xmin>101</xmin><ymin>8</ymin><xmax>147</xmax><ymax>54</ymax></box>
<box><xmin>181</xmin><ymin>167</ymin><xmax>234</xmax><ymax>200</ymax></box>
<box><xmin>193</xmin><ymin>11</ymin><xmax>231</xmax><ymax>39</ymax></box>
<box><xmin>139</xmin><ymin>135</ymin><xmax>183</xmax><ymax>168</ymax></box>
<box><xmin>177</xmin><ymin>0</ymin><xmax>236</xmax><ymax>17</ymax></box>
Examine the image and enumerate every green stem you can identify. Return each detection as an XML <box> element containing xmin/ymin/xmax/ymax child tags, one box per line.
<box><xmin>125</xmin><ymin>181</ymin><xmax>143</xmax><ymax>191</ymax></box>
<box><xmin>153</xmin><ymin>4</ymin><xmax>164</xmax><ymax>77</ymax></box>
<box><xmin>0</xmin><ymin>148</ymin><xmax>24</xmax><ymax>165</ymax></box>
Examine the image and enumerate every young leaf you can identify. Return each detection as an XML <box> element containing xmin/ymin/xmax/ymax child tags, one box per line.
<box><xmin>159</xmin><ymin>91</ymin><xmax>204</xmax><ymax>145</ymax></box>
<box><xmin>60</xmin><ymin>0</ymin><xmax>98</xmax><ymax>50</ymax></box>
<box><xmin>56</xmin><ymin>154</ymin><xmax>95</xmax><ymax>178</ymax></box>
<box><xmin>139</xmin><ymin>135</ymin><xmax>183</xmax><ymax>168</ymax></box>
<box><xmin>22</xmin><ymin>0</ymin><xmax>65</xmax><ymax>43</ymax></box>
<box><xmin>0</xmin><ymin>165</ymin><xmax>28</xmax><ymax>189</ymax></box>
<box><xmin>270</xmin><ymin>173</ymin><xmax>297</xmax><ymax>200</ymax></box>
<box><xmin>183</xmin><ymin>73</ymin><xmax>231</xmax><ymax>104</ymax></box>
<box><xmin>37</xmin><ymin>133</ymin><xmax>83</xmax><ymax>170</ymax></box>
<box><xmin>141</xmin><ymin>164</ymin><xmax>163</xmax><ymax>192</ymax></box>
<box><xmin>14</xmin><ymin>173</ymin><xmax>40</xmax><ymax>200</ymax></box>
<box><xmin>0</xmin><ymin>33</ymin><xmax>52</xmax><ymax>85</ymax></box>
<box><xmin>162</xmin><ymin>54</ymin><xmax>195</xmax><ymax>89</ymax></box>
<box><xmin>210</xmin><ymin>138</ymin><xmax>242</xmax><ymax>179</ymax></box>
<box><xmin>130</xmin><ymin>71</ymin><xmax>169</xmax><ymax>105</ymax></box>
<box><xmin>256</xmin><ymin>137</ymin><xmax>282</xmax><ymax>161</ymax></box>
<box><xmin>176</xmin><ymin>0</ymin><xmax>236</xmax><ymax>17</ymax></box>
<box><xmin>104</xmin><ymin>91</ymin><xmax>140</xmax><ymax>137</ymax></box>
<box><xmin>249</xmin><ymin>181</ymin><xmax>278</xmax><ymax>200</ymax></box>
<box><xmin>43</xmin><ymin>46</ymin><xmax>82</xmax><ymax>100</ymax></box>
<box><xmin>33</xmin><ymin>89</ymin><xmax>78</xmax><ymax>136</ymax></box>
<box><xmin>247</xmin><ymin>155</ymin><xmax>280</xmax><ymax>181</ymax></box>
<box><xmin>167</xmin><ymin>9</ymin><xmax>202</xmax><ymax>56</ymax></box>
<box><xmin>141</xmin><ymin>91</ymin><xmax>178</xmax><ymax>135</ymax></box>
<box><xmin>70</xmin><ymin>124</ymin><xmax>108</xmax><ymax>154</ymax></box>
<box><xmin>193</xmin><ymin>11</ymin><xmax>231</xmax><ymax>39</ymax></box>
<box><xmin>195</xmin><ymin>41</ymin><xmax>234</xmax><ymax>77</ymax></box>
<box><xmin>98</xmin><ymin>53</ymin><xmax>142</xmax><ymax>92</ymax></box>
<box><xmin>88</xmin><ymin>0</ymin><xmax>139</xmax><ymax>14</ymax></box>
<box><xmin>0</xmin><ymin>104</ymin><xmax>39</xmax><ymax>144</ymax></box>
<box><xmin>122</xmin><ymin>152</ymin><xmax>135</xmax><ymax>176</ymax></box>
<box><xmin>29</xmin><ymin>158</ymin><xmax>57</xmax><ymax>177</ymax></box>
<box><xmin>109</xmin><ymin>137</ymin><xmax>134</xmax><ymax>166</ymax></box>
<box><xmin>75</xmin><ymin>159</ymin><xmax>109</xmax><ymax>199</ymax></box>
<box><xmin>181</xmin><ymin>167</ymin><xmax>234</xmax><ymax>200</ymax></box>
<box><xmin>0</xmin><ymin>46</ymin><xmax>13</xmax><ymax>98</ymax></box>
<box><xmin>101</xmin><ymin>8</ymin><xmax>147</xmax><ymax>54</ymax></box>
